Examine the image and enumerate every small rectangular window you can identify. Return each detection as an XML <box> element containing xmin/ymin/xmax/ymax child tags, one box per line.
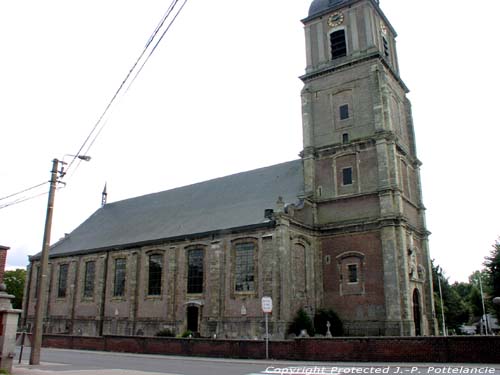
<box><xmin>342</xmin><ymin>167</ymin><xmax>353</xmax><ymax>185</ymax></box>
<box><xmin>113</xmin><ymin>258</ymin><xmax>126</xmax><ymax>297</ymax></box>
<box><xmin>342</xmin><ymin>133</ymin><xmax>349</xmax><ymax>144</ymax></box>
<box><xmin>83</xmin><ymin>261</ymin><xmax>96</xmax><ymax>298</ymax></box>
<box><xmin>330</xmin><ymin>30</ymin><xmax>347</xmax><ymax>60</ymax></box>
<box><xmin>339</xmin><ymin>104</ymin><xmax>349</xmax><ymax>120</ymax></box>
<box><xmin>348</xmin><ymin>264</ymin><xmax>358</xmax><ymax>283</ymax></box>
<box><xmin>58</xmin><ymin>264</ymin><xmax>68</xmax><ymax>298</ymax></box>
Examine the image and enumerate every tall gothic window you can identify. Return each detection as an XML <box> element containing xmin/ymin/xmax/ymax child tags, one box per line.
<box><xmin>187</xmin><ymin>249</ymin><xmax>204</xmax><ymax>294</ymax></box>
<box><xmin>235</xmin><ymin>243</ymin><xmax>255</xmax><ymax>292</ymax></box>
<box><xmin>83</xmin><ymin>261</ymin><xmax>96</xmax><ymax>298</ymax></box>
<box><xmin>57</xmin><ymin>264</ymin><xmax>69</xmax><ymax>298</ymax></box>
<box><xmin>148</xmin><ymin>254</ymin><xmax>163</xmax><ymax>296</ymax></box>
<box><xmin>113</xmin><ymin>258</ymin><xmax>126</xmax><ymax>297</ymax></box>
<box><xmin>330</xmin><ymin>29</ymin><xmax>347</xmax><ymax>60</ymax></box>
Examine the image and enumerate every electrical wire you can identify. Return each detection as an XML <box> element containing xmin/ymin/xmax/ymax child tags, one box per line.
<box><xmin>0</xmin><ymin>191</ymin><xmax>48</xmax><ymax>210</ymax></box>
<box><xmin>82</xmin><ymin>0</ymin><xmax>189</xmax><ymax>158</ymax></box>
<box><xmin>0</xmin><ymin>181</ymin><xmax>48</xmax><ymax>202</ymax></box>
<box><xmin>65</xmin><ymin>0</ymin><xmax>187</xmax><ymax>178</ymax></box>
<box><xmin>0</xmin><ymin>2</ymin><xmax>189</xmax><ymax>210</ymax></box>
<box><xmin>0</xmin><ymin>185</ymin><xmax>66</xmax><ymax>211</ymax></box>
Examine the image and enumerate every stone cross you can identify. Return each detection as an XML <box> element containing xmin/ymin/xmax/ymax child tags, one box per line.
<box><xmin>326</xmin><ymin>320</ymin><xmax>332</xmax><ymax>337</ymax></box>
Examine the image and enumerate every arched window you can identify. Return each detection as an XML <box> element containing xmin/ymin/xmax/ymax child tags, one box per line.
<box><xmin>83</xmin><ymin>260</ymin><xmax>96</xmax><ymax>298</ymax></box>
<box><xmin>113</xmin><ymin>258</ymin><xmax>126</xmax><ymax>297</ymax></box>
<box><xmin>187</xmin><ymin>248</ymin><xmax>204</xmax><ymax>294</ymax></box>
<box><xmin>234</xmin><ymin>242</ymin><xmax>256</xmax><ymax>292</ymax></box>
<box><xmin>148</xmin><ymin>254</ymin><xmax>163</xmax><ymax>296</ymax></box>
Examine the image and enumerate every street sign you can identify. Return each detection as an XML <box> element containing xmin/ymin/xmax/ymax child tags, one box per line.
<box><xmin>261</xmin><ymin>297</ymin><xmax>272</xmax><ymax>313</ymax></box>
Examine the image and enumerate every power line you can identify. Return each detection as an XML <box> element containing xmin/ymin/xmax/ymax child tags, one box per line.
<box><xmin>83</xmin><ymin>0</ymin><xmax>189</xmax><ymax>158</ymax></box>
<box><xmin>66</xmin><ymin>0</ymin><xmax>188</xmax><ymax>178</ymax></box>
<box><xmin>0</xmin><ymin>191</ymin><xmax>48</xmax><ymax>210</ymax></box>
<box><xmin>0</xmin><ymin>181</ymin><xmax>48</xmax><ymax>202</ymax></box>
<box><xmin>0</xmin><ymin>185</ymin><xmax>65</xmax><ymax>211</ymax></box>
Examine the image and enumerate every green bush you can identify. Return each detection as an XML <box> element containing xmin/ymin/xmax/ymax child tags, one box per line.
<box><xmin>181</xmin><ymin>330</ymin><xmax>193</xmax><ymax>338</ymax></box>
<box><xmin>288</xmin><ymin>308</ymin><xmax>315</xmax><ymax>336</ymax></box>
<box><xmin>314</xmin><ymin>308</ymin><xmax>343</xmax><ymax>336</ymax></box>
<box><xmin>155</xmin><ymin>328</ymin><xmax>175</xmax><ymax>337</ymax></box>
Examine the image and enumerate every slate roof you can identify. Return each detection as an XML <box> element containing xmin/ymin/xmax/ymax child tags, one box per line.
<box><xmin>46</xmin><ymin>159</ymin><xmax>304</xmax><ymax>258</ymax></box>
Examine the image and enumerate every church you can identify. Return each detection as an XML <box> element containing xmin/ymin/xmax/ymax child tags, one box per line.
<box><xmin>23</xmin><ymin>0</ymin><xmax>437</xmax><ymax>338</ymax></box>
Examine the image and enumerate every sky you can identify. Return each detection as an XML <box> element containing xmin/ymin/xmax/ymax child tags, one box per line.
<box><xmin>0</xmin><ymin>0</ymin><xmax>499</xmax><ymax>283</ymax></box>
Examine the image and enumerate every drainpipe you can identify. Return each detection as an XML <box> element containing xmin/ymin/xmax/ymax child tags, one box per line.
<box><xmin>70</xmin><ymin>257</ymin><xmax>81</xmax><ymax>334</ymax></box>
<box><xmin>98</xmin><ymin>251</ymin><xmax>110</xmax><ymax>336</ymax></box>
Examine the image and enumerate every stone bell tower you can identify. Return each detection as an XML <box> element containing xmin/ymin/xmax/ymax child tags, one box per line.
<box><xmin>301</xmin><ymin>0</ymin><xmax>437</xmax><ymax>335</ymax></box>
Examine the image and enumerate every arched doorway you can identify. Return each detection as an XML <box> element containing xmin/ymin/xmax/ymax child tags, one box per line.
<box><xmin>413</xmin><ymin>289</ymin><xmax>422</xmax><ymax>336</ymax></box>
<box><xmin>187</xmin><ymin>305</ymin><xmax>199</xmax><ymax>333</ymax></box>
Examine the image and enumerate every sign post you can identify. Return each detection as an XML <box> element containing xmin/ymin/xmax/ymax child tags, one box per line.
<box><xmin>261</xmin><ymin>296</ymin><xmax>272</xmax><ymax>359</ymax></box>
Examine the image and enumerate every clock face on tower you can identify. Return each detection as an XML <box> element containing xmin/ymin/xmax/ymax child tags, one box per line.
<box><xmin>328</xmin><ymin>12</ymin><xmax>344</xmax><ymax>27</ymax></box>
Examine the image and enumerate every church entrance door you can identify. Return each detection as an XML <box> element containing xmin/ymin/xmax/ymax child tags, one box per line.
<box><xmin>413</xmin><ymin>289</ymin><xmax>422</xmax><ymax>336</ymax></box>
<box><xmin>187</xmin><ymin>306</ymin><xmax>199</xmax><ymax>333</ymax></box>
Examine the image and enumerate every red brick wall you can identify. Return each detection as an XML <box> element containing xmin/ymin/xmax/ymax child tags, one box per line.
<box><xmin>39</xmin><ymin>335</ymin><xmax>500</xmax><ymax>363</ymax></box>
<box><xmin>321</xmin><ymin>232</ymin><xmax>385</xmax><ymax>321</ymax></box>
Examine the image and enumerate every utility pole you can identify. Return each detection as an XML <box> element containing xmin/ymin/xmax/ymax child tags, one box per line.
<box><xmin>478</xmin><ymin>276</ymin><xmax>490</xmax><ymax>335</ymax></box>
<box><xmin>29</xmin><ymin>159</ymin><xmax>60</xmax><ymax>365</ymax></box>
<box><xmin>437</xmin><ymin>276</ymin><xmax>447</xmax><ymax>337</ymax></box>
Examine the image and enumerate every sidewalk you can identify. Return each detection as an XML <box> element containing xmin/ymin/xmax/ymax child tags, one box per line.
<box><xmin>13</xmin><ymin>362</ymin><xmax>171</xmax><ymax>375</ymax></box>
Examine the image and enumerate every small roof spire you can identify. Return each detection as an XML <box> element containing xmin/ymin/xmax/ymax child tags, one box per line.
<box><xmin>102</xmin><ymin>183</ymin><xmax>108</xmax><ymax>207</ymax></box>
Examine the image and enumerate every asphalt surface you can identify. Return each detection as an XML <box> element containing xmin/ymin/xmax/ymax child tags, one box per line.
<box><xmin>11</xmin><ymin>347</ymin><xmax>500</xmax><ymax>375</ymax></box>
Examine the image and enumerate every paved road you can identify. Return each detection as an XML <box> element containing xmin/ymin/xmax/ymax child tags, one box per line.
<box><xmin>12</xmin><ymin>347</ymin><xmax>500</xmax><ymax>375</ymax></box>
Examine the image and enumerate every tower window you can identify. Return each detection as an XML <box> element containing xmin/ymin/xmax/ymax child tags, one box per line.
<box><xmin>187</xmin><ymin>249</ymin><xmax>204</xmax><ymax>294</ymax></box>
<box><xmin>382</xmin><ymin>36</ymin><xmax>390</xmax><ymax>57</ymax></box>
<box><xmin>342</xmin><ymin>167</ymin><xmax>353</xmax><ymax>185</ymax></box>
<box><xmin>330</xmin><ymin>30</ymin><xmax>347</xmax><ymax>60</ymax></box>
<box><xmin>339</xmin><ymin>104</ymin><xmax>349</xmax><ymax>120</ymax></box>
<box><xmin>342</xmin><ymin>133</ymin><xmax>349</xmax><ymax>144</ymax></box>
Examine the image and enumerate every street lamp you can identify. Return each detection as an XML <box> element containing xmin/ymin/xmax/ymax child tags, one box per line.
<box><xmin>494</xmin><ymin>297</ymin><xmax>500</xmax><ymax>306</ymax></box>
<box><xmin>29</xmin><ymin>155</ymin><xmax>91</xmax><ymax>365</ymax></box>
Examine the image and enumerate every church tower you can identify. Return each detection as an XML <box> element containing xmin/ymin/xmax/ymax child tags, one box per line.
<box><xmin>301</xmin><ymin>0</ymin><xmax>437</xmax><ymax>335</ymax></box>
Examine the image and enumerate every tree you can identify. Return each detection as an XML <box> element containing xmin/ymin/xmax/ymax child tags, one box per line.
<box><xmin>484</xmin><ymin>240</ymin><xmax>500</xmax><ymax>321</ymax></box>
<box><xmin>432</xmin><ymin>261</ymin><xmax>470</xmax><ymax>333</ymax></box>
<box><xmin>4</xmin><ymin>268</ymin><xmax>26</xmax><ymax>309</ymax></box>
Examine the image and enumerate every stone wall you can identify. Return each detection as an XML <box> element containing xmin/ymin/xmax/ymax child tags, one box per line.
<box><xmin>24</xmin><ymin>225</ymin><xmax>318</xmax><ymax>340</ymax></box>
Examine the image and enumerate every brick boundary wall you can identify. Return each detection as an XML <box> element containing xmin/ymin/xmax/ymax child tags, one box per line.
<box><xmin>29</xmin><ymin>335</ymin><xmax>500</xmax><ymax>363</ymax></box>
